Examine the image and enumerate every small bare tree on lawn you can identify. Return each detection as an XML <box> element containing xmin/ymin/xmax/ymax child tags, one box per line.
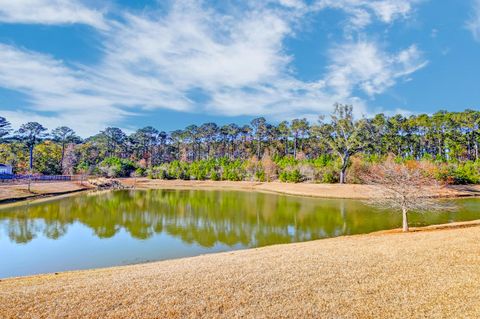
<box><xmin>361</xmin><ymin>158</ymin><xmax>453</xmax><ymax>232</ymax></box>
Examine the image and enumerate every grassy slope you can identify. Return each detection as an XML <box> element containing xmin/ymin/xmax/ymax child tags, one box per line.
<box><xmin>1</xmin><ymin>225</ymin><xmax>480</xmax><ymax>318</ymax></box>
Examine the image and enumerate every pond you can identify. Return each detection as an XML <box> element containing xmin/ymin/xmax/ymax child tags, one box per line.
<box><xmin>1</xmin><ymin>189</ymin><xmax>479</xmax><ymax>278</ymax></box>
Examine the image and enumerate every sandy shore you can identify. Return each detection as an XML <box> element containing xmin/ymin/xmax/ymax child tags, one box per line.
<box><xmin>0</xmin><ymin>181</ymin><xmax>92</xmax><ymax>203</ymax></box>
<box><xmin>122</xmin><ymin>178</ymin><xmax>480</xmax><ymax>199</ymax></box>
<box><xmin>1</xmin><ymin>223</ymin><xmax>479</xmax><ymax>318</ymax></box>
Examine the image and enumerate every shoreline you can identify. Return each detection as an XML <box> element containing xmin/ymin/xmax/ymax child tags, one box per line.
<box><xmin>1</xmin><ymin>222</ymin><xmax>479</xmax><ymax>318</ymax></box>
<box><xmin>0</xmin><ymin>187</ymin><xmax>91</xmax><ymax>205</ymax></box>
<box><xmin>0</xmin><ymin>181</ymin><xmax>93</xmax><ymax>205</ymax></box>
<box><xmin>0</xmin><ymin>179</ymin><xmax>479</xmax><ymax>206</ymax></box>
<box><xmin>121</xmin><ymin>178</ymin><xmax>480</xmax><ymax>199</ymax></box>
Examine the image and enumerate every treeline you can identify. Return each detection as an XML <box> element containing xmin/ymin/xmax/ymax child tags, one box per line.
<box><xmin>0</xmin><ymin>104</ymin><xmax>479</xmax><ymax>184</ymax></box>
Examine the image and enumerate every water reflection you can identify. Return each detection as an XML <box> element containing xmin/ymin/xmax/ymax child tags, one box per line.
<box><xmin>1</xmin><ymin>190</ymin><xmax>479</xmax><ymax>248</ymax></box>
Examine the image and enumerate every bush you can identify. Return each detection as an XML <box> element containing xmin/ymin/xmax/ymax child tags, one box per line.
<box><xmin>321</xmin><ymin>170</ymin><xmax>337</xmax><ymax>183</ymax></box>
<box><xmin>147</xmin><ymin>166</ymin><xmax>168</xmax><ymax>179</ymax></box>
<box><xmin>210</xmin><ymin>170</ymin><xmax>220</xmax><ymax>181</ymax></box>
<box><xmin>76</xmin><ymin>161</ymin><xmax>92</xmax><ymax>175</ymax></box>
<box><xmin>188</xmin><ymin>161</ymin><xmax>208</xmax><ymax>180</ymax></box>
<box><xmin>134</xmin><ymin>167</ymin><xmax>146</xmax><ymax>177</ymax></box>
<box><xmin>167</xmin><ymin>161</ymin><xmax>188</xmax><ymax>180</ymax></box>
<box><xmin>98</xmin><ymin>157</ymin><xmax>136</xmax><ymax>178</ymax></box>
<box><xmin>255</xmin><ymin>169</ymin><xmax>266</xmax><ymax>182</ymax></box>
<box><xmin>346</xmin><ymin>156</ymin><xmax>371</xmax><ymax>184</ymax></box>
<box><xmin>297</xmin><ymin>163</ymin><xmax>315</xmax><ymax>181</ymax></box>
<box><xmin>279</xmin><ymin>169</ymin><xmax>302</xmax><ymax>183</ymax></box>
<box><xmin>261</xmin><ymin>151</ymin><xmax>277</xmax><ymax>182</ymax></box>
<box><xmin>429</xmin><ymin>160</ymin><xmax>480</xmax><ymax>184</ymax></box>
<box><xmin>451</xmin><ymin>161</ymin><xmax>480</xmax><ymax>184</ymax></box>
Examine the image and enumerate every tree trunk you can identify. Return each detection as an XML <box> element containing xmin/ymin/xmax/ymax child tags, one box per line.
<box><xmin>402</xmin><ymin>207</ymin><xmax>409</xmax><ymax>232</ymax></box>
<box><xmin>29</xmin><ymin>146</ymin><xmax>34</xmax><ymax>170</ymax></box>
<box><xmin>293</xmin><ymin>135</ymin><xmax>297</xmax><ymax>159</ymax></box>
<box><xmin>475</xmin><ymin>140</ymin><xmax>479</xmax><ymax>161</ymax></box>
<box><xmin>339</xmin><ymin>153</ymin><xmax>349</xmax><ymax>184</ymax></box>
<box><xmin>340</xmin><ymin>168</ymin><xmax>346</xmax><ymax>184</ymax></box>
<box><xmin>60</xmin><ymin>142</ymin><xmax>65</xmax><ymax>173</ymax></box>
<box><xmin>257</xmin><ymin>137</ymin><xmax>261</xmax><ymax>158</ymax></box>
<box><xmin>147</xmin><ymin>145</ymin><xmax>152</xmax><ymax>168</ymax></box>
<box><xmin>231</xmin><ymin>141</ymin><xmax>236</xmax><ymax>159</ymax></box>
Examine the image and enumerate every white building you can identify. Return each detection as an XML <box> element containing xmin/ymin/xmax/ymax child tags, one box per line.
<box><xmin>0</xmin><ymin>164</ymin><xmax>13</xmax><ymax>175</ymax></box>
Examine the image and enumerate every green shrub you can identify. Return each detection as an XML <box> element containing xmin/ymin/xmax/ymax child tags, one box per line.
<box><xmin>432</xmin><ymin>161</ymin><xmax>480</xmax><ymax>184</ymax></box>
<box><xmin>147</xmin><ymin>166</ymin><xmax>168</xmax><ymax>179</ymax></box>
<box><xmin>167</xmin><ymin>161</ymin><xmax>188</xmax><ymax>180</ymax></box>
<box><xmin>134</xmin><ymin>167</ymin><xmax>146</xmax><ymax>177</ymax></box>
<box><xmin>452</xmin><ymin>161</ymin><xmax>480</xmax><ymax>184</ymax></box>
<box><xmin>255</xmin><ymin>169</ymin><xmax>266</xmax><ymax>182</ymax></box>
<box><xmin>210</xmin><ymin>171</ymin><xmax>220</xmax><ymax>181</ymax></box>
<box><xmin>98</xmin><ymin>157</ymin><xmax>136</xmax><ymax>177</ymax></box>
<box><xmin>321</xmin><ymin>170</ymin><xmax>337</xmax><ymax>183</ymax></box>
<box><xmin>279</xmin><ymin>169</ymin><xmax>302</xmax><ymax>183</ymax></box>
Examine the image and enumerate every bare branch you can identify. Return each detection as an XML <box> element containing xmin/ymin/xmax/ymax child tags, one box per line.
<box><xmin>360</xmin><ymin>156</ymin><xmax>456</xmax><ymax>231</ymax></box>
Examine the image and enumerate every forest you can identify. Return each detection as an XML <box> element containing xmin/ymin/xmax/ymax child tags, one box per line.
<box><xmin>0</xmin><ymin>104</ymin><xmax>479</xmax><ymax>184</ymax></box>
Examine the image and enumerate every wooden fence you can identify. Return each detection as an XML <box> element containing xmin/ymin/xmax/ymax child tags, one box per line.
<box><xmin>0</xmin><ymin>174</ymin><xmax>87</xmax><ymax>184</ymax></box>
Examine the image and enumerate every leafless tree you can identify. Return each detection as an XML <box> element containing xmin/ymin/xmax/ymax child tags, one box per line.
<box><xmin>62</xmin><ymin>143</ymin><xmax>77</xmax><ymax>175</ymax></box>
<box><xmin>361</xmin><ymin>158</ymin><xmax>454</xmax><ymax>232</ymax></box>
<box><xmin>261</xmin><ymin>150</ymin><xmax>277</xmax><ymax>182</ymax></box>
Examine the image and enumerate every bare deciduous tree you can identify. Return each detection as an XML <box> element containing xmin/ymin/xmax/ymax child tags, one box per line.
<box><xmin>62</xmin><ymin>143</ymin><xmax>77</xmax><ymax>175</ymax></box>
<box><xmin>361</xmin><ymin>158</ymin><xmax>454</xmax><ymax>232</ymax></box>
<box><xmin>261</xmin><ymin>150</ymin><xmax>277</xmax><ymax>182</ymax></box>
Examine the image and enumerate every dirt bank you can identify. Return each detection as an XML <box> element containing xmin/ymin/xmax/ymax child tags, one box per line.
<box><xmin>1</xmin><ymin>224</ymin><xmax>479</xmax><ymax>318</ymax></box>
<box><xmin>122</xmin><ymin>178</ymin><xmax>480</xmax><ymax>199</ymax></box>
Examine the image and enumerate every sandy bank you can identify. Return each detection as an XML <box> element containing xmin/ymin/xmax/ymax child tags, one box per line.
<box><xmin>122</xmin><ymin>178</ymin><xmax>480</xmax><ymax>199</ymax></box>
<box><xmin>1</xmin><ymin>224</ymin><xmax>479</xmax><ymax>318</ymax></box>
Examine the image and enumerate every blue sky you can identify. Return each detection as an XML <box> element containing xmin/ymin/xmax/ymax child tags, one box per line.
<box><xmin>0</xmin><ymin>0</ymin><xmax>479</xmax><ymax>136</ymax></box>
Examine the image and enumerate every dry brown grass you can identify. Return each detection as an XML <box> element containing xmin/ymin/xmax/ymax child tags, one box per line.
<box><xmin>0</xmin><ymin>181</ymin><xmax>91</xmax><ymax>202</ymax></box>
<box><xmin>121</xmin><ymin>178</ymin><xmax>480</xmax><ymax>199</ymax></box>
<box><xmin>1</xmin><ymin>225</ymin><xmax>480</xmax><ymax>318</ymax></box>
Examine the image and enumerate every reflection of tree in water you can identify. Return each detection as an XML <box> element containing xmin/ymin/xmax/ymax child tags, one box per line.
<box><xmin>0</xmin><ymin>191</ymin><xmax>476</xmax><ymax>247</ymax></box>
<box><xmin>7</xmin><ymin>219</ymin><xmax>38</xmax><ymax>244</ymax></box>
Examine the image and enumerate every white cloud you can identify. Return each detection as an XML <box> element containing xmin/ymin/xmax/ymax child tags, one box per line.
<box><xmin>0</xmin><ymin>44</ymin><xmax>85</xmax><ymax>98</ymax></box>
<box><xmin>0</xmin><ymin>0</ymin><xmax>107</xmax><ymax>29</ymax></box>
<box><xmin>0</xmin><ymin>44</ymin><xmax>125</xmax><ymax>135</ymax></box>
<box><xmin>325</xmin><ymin>41</ymin><xmax>427</xmax><ymax>97</ymax></box>
<box><xmin>0</xmin><ymin>0</ymin><xmax>426</xmax><ymax>135</ymax></box>
<box><xmin>2</xmin><ymin>109</ymin><xmax>124</xmax><ymax>138</ymax></box>
<box><xmin>275</xmin><ymin>0</ymin><xmax>306</xmax><ymax>9</ymax></box>
<box><xmin>467</xmin><ymin>0</ymin><xmax>480</xmax><ymax>41</ymax></box>
<box><xmin>313</xmin><ymin>0</ymin><xmax>419</xmax><ymax>29</ymax></box>
<box><xmin>367</xmin><ymin>0</ymin><xmax>415</xmax><ymax>23</ymax></box>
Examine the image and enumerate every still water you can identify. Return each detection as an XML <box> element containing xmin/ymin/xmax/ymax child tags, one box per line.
<box><xmin>1</xmin><ymin>189</ymin><xmax>479</xmax><ymax>278</ymax></box>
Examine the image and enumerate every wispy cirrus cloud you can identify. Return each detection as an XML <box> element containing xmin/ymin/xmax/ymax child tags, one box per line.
<box><xmin>467</xmin><ymin>0</ymin><xmax>480</xmax><ymax>41</ymax></box>
<box><xmin>313</xmin><ymin>0</ymin><xmax>420</xmax><ymax>29</ymax></box>
<box><xmin>325</xmin><ymin>42</ymin><xmax>427</xmax><ymax>97</ymax></box>
<box><xmin>0</xmin><ymin>0</ymin><xmax>108</xmax><ymax>29</ymax></box>
<box><xmin>0</xmin><ymin>44</ymin><xmax>126</xmax><ymax>135</ymax></box>
<box><xmin>0</xmin><ymin>0</ymin><xmax>427</xmax><ymax>135</ymax></box>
